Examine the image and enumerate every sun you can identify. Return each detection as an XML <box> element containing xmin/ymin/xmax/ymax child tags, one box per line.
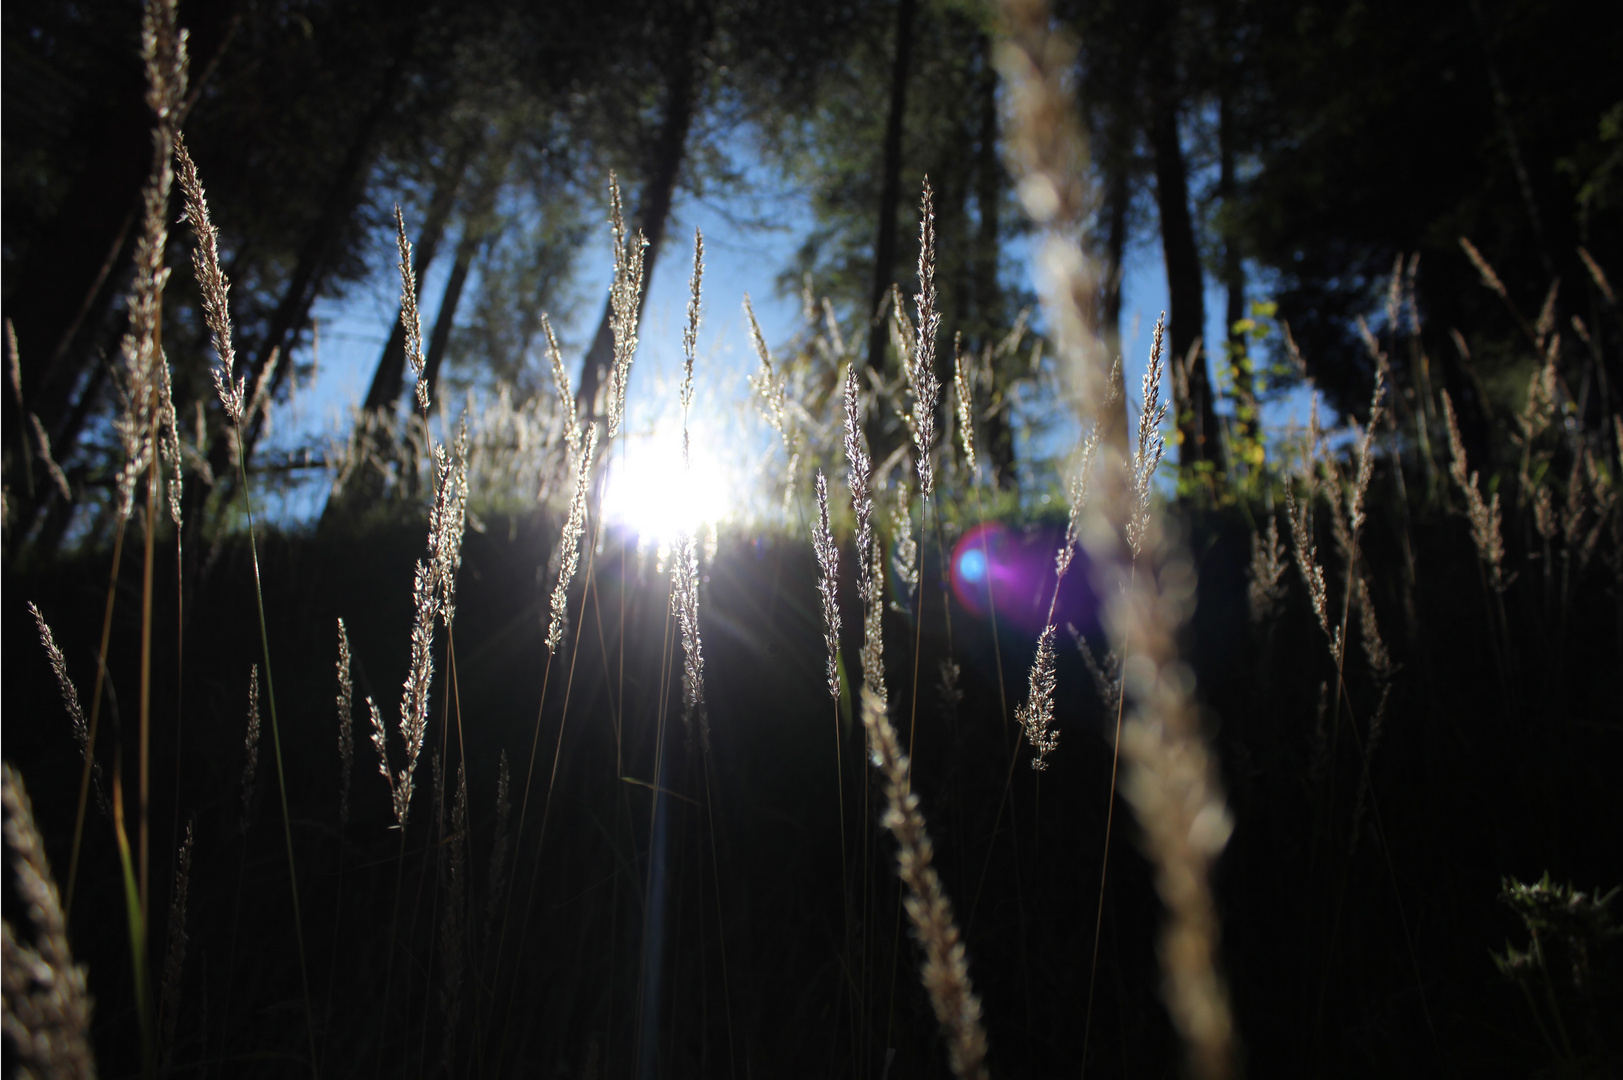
<box><xmin>599</xmin><ymin>422</ymin><xmax>736</xmax><ymax>546</ymax></box>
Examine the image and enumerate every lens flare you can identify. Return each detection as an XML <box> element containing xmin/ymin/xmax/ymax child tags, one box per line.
<box><xmin>950</xmin><ymin>521</ymin><xmax>1097</xmax><ymax>634</ymax></box>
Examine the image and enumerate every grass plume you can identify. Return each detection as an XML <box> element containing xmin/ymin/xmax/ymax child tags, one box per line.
<box><xmin>860</xmin><ymin>688</ymin><xmax>989</xmax><ymax>1080</ymax></box>
<box><xmin>2</xmin><ymin>764</ymin><xmax>96</xmax><ymax>1080</ymax></box>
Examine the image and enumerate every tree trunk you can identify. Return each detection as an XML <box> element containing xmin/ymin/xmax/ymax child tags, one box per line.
<box><xmin>864</xmin><ymin>0</ymin><xmax>918</xmax><ymax>380</ymax></box>
<box><xmin>574</xmin><ymin>31</ymin><xmax>703</xmax><ymax>423</ymax></box>
<box><xmin>361</xmin><ymin>142</ymin><xmax>475</xmax><ymax>415</ymax></box>
<box><xmin>1219</xmin><ymin>86</ymin><xmax>1255</xmax><ymax>444</ymax></box>
<box><xmin>1100</xmin><ymin>119</ymin><xmax>1134</xmax><ymax>459</ymax></box>
<box><xmin>420</xmin><ymin>228</ymin><xmax>479</xmax><ymax>411</ymax></box>
<box><xmin>1149</xmin><ymin>84</ymin><xmax>1224</xmax><ymax>475</ymax></box>
<box><xmin>971</xmin><ymin>35</ymin><xmax>1018</xmax><ymax>488</ymax></box>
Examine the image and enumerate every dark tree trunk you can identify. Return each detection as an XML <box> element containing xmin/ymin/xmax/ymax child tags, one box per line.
<box><xmin>420</xmin><ymin>229</ymin><xmax>479</xmax><ymax>411</ymax></box>
<box><xmin>864</xmin><ymin>0</ymin><xmax>918</xmax><ymax>379</ymax></box>
<box><xmin>971</xmin><ymin>35</ymin><xmax>1018</xmax><ymax>488</ymax></box>
<box><xmin>972</xmin><ymin>38</ymin><xmax>1000</xmax><ymax>331</ymax></box>
<box><xmin>1100</xmin><ymin>125</ymin><xmax>1134</xmax><ymax>458</ymax></box>
<box><xmin>574</xmin><ymin>29</ymin><xmax>703</xmax><ymax>423</ymax></box>
<box><xmin>1149</xmin><ymin>84</ymin><xmax>1224</xmax><ymax>474</ymax></box>
<box><xmin>362</xmin><ymin>144</ymin><xmax>475</xmax><ymax>415</ymax></box>
<box><xmin>1219</xmin><ymin>87</ymin><xmax>1255</xmax><ymax>443</ymax></box>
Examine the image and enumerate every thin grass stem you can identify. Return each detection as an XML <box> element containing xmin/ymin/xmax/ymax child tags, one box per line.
<box><xmin>233</xmin><ymin>447</ymin><xmax>320</xmax><ymax>1078</ymax></box>
<box><xmin>66</xmin><ymin>521</ymin><xmax>126</xmax><ymax>915</ymax></box>
<box><xmin>1081</xmin><ymin>561</ymin><xmax>1134</xmax><ymax>1076</ymax></box>
<box><xmin>111</xmin><ymin>749</ymin><xmax>155</xmax><ymax>1076</ymax></box>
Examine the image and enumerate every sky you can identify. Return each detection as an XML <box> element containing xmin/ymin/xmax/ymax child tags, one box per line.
<box><xmin>259</xmin><ymin>155</ymin><xmax>1315</xmax><ymax>537</ymax></box>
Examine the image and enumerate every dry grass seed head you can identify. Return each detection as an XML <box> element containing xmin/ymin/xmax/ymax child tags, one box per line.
<box><xmin>6</xmin><ymin>319</ymin><xmax>22</xmax><ymax>410</ymax></box>
<box><xmin>1577</xmin><ymin>246</ymin><xmax>1616</xmax><ymax>306</ymax></box>
<box><xmin>1070</xmin><ymin>623</ymin><xmax>1123</xmax><ymax>708</ymax></box>
<box><xmin>1285</xmin><ymin>476</ymin><xmax>1342</xmax><ymax>667</ymax></box>
<box><xmin>1017</xmin><ymin>625</ymin><xmax>1060</xmax><ymax>770</ymax></box>
<box><xmin>744</xmin><ymin>293</ymin><xmax>790</xmax><ymax>447</ymax></box>
<box><xmin>542</xmin><ymin>314</ymin><xmax>581</xmax><ymax>461</ymax></box>
<box><xmin>1347</xmin><ymin>362</ymin><xmax>1387</xmax><ymax>541</ymax></box>
<box><xmin>671</xmin><ymin>529</ymin><xmax>707</xmax><ymax>742</ymax></box>
<box><xmin>1534</xmin><ymin>485</ymin><xmax>1558</xmax><ymax>542</ymax></box>
<box><xmin>154</xmin><ymin>353</ymin><xmax>183</xmax><ymax>526</ymax></box>
<box><xmin>366</xmin><ymin>695</ymin><xmax>392</xmax><ymax>803</ymax></box>
<box><xmin>909</xmin><ymin>179</ymin><xmax>943</xmax><ymax>497</ymax></box>
<box><xmin>22</xmin><ymin>410</ymin><xmax>76</xmax><ymax>524</ymax></box>
<box><xmin>1561</xmin><ymin>450</ymin><xmax>1588</xmax><ymax>551</ymax></box>
<box><xmin>859</xmin><ymin>689</ymin><xmax>989</xmax><ymax>1080</ymax></box>
<box><xmin>1517</xmin><ymin>336</ymin><xmax>1560</xmax><ymax>450</ymax></box>
<box><xmin>28</xmin><ymin>604</ymin><xmax>86</xmax><ymax>756</ymax></box>
<box><xmin>1441</xmin><ymin>390</ymin><xmax>1507</xmax><ymax>591</ymax></box>
<box><xmin>114</xmin><ymin>0</ymin><xmax>188</xmax><ymax>522</ymax></box>
<box><xmin>394</xmin><ymin>205</ymin><xmax>428</xmax><ymax>414</ymax></box>
<box><xmin>860</xmin><ymin>540</ymin><xmax>889</xmax><ymax>713</ymax></box>
<box><xmin>1058</xmin><ymin>425</ymin><xmax>1101</xmax><ymax>580</ymax></box>
<box><xmin>1247</xmin><ymin>512</ymin><xmax>1288</xmax><ymax>625</ymax></box>
<box><xmin>240</xmin><ymin>665</ymin><xmax>261</xmax><ymax>831</ymax></box>
<box><xmin>1128</xmin><ymin>314</ymin><xmax>1170</xmax><ymax>559</ymax></box>
<box><xmin>1384</xmin><ymin>256</ymin><xmax>1404</xmax><ymax>340</ymax></box>
<box><xmin>336</xmin><ymin>618</ymin><xmax>354</xmax><ymax>825</ymax></box>
<box><xmin>429</xmin><ymin>421</ymin><xmax>471</xmax><ymax>626</ymax></box>
<box><xmin>175</xmin><ymin>138</ymin><xmax>243</xmax><ymax>425</ymax></box>
<box><xmin>953</xmin><ymin>332</ymin><xmax>977</xmax><ymax>475</ymax></box>
<box><xmin>2</xmin><ymin>763</ymin><xmax>96</xmax><ymax>1080</ymax></box>
<box><xmin>680</xmin><ymin>228</ymin><xmax>703</xmax><ymax>468</ymax></box>
<box><xmin>1459</xmin><ymin>236</ymin><xmax>1509</xmax><ymax>300</ymax></box>
<box><xmin>890</xmin><ymin>480</ymin><xmax>919</xmax><ymax>606</ymax></box>
<box><xmin>814</xmin><ymin>472</ymin><xmax>842</xmax><ymax>699</ymax></box>
<box><xmin>548</xmin><ymin>422</ymin><xmax>600</xmax><ymax>654</ymax></box>
<box><xmin>1355</xmin><ymin>573</ymin><xmax>1395</xmax><ymax>687</ymax></box>
<box><xmin>1535</xmin><ymin>279</ymin><xmax>1560</xmax><ymax>349</ymax></box>
<box><xmin>844</xmin><ymin>363</ymin><xmax>876</xmax><ymax>602</ymax></box>
<box><xmin>605</xmin><ymin>173</ymin><xmax>648</xmax><ymax>441</ymax></box>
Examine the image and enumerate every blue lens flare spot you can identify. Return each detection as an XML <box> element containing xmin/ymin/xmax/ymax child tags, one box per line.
<box><xmin>951</xmin><ymin>520</ymin><xmax>1099</xmax><ymax>634</ymax></box>
<box><xmin>957</xmin><ymin>547</ymin><xmax>987</xmax><ymax>583</ymax></box>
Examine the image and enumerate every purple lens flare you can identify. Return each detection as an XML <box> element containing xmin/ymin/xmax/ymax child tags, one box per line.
<box><xmin>950</xmin><ymin>521</ymin><xmax>1098</xmax><ymax>635</ymax></box>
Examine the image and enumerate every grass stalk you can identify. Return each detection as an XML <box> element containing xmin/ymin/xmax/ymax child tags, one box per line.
<box><xmin>1081</xmin><ymin>562</ymin><xmax>1134</xmax><ymax>1076</ymax></box>
<box><xmin>111</xmin><ymin>747</ymin><xmax>155</xmax><ymax>1076</ymax></box>
<box><xmin>490</xmin><ymin>452</ymin><xmax>609</xmax><ymax>1070</ymax></box>
<box><xmin>65</xmin><ymin>520</ymin><xmax>127</xmax><ymax>916</ymax></box>
<box><xmin>232</xmin><ymin>446</ymin><xmax>320</xmax><ymax>1078</ymax></box>
<box><xmin>701</xmin><ymin>748</ymin><xmax>738</xmax><ymax>1079</ymax></box>
<box><xmin>139</xmin><ymin>431</ymin><xmax>159</xmax><ymax>941</ymax></box>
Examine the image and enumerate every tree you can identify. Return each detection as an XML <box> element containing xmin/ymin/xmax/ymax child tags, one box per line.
<box><xmin>2</xmin><ymin>0</ymin><xmax>241</xmax><ymax>541</ymax></box>
<box><xmin>1147</xmin><ymin>53</ymin><xmax>1224</xmax><ymax>475</ymax></box>
<box><xmin>1229</xmin><ymin>0</ymin><xmax>1623</xmax><ymax>428</ymax></box>
<box><xmin>760</xmin><ymin>0</ymin><xmax>1033</xmax><ymax>485</ymax></box>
